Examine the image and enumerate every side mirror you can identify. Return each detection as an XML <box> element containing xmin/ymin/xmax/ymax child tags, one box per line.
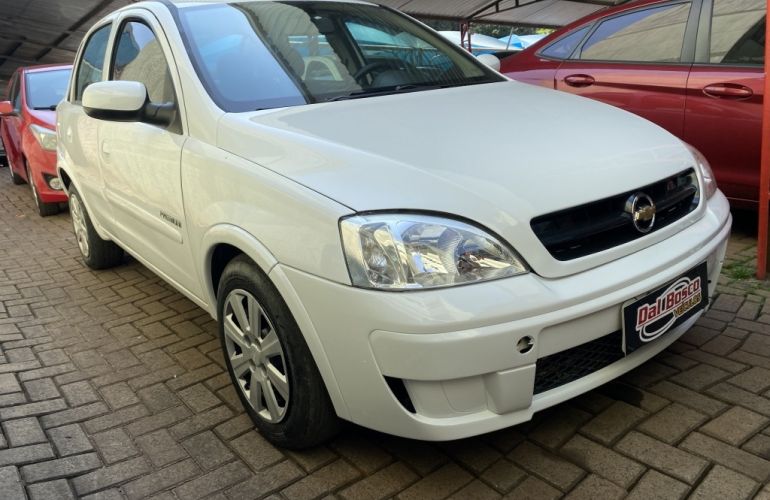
<box><xmin>0</xmin><ymin>101</ymin><xmax>14</xmax><ymax>116</ymax></box>
<box><xmin>83</xmin><ymin>81</ymin><xmax>175</xmax><ymax>128</ymax></box>
<box><xmin>476</xmin><ymin>53</ymin><xmax>501</xmax><ymax>72</ymax></box>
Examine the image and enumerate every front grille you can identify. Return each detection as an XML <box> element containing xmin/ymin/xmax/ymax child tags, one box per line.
<box><xmin>531</xmin><ymin>169</ymin><xmax>699</xmax><ymax>261</ymax></box>
<box><xmin>534</xmin><ymin>331</ymin><xmax>624</xmax><ymax>394</ymax></box>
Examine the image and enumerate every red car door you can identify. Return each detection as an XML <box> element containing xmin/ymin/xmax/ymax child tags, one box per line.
<box><xmin>554</xmin><ymin>1</ymin><xmax>699</xmax><ymax>138</ymax></box>
<box><xmin>1</xmin><ymin>71</ymin><xmax>23</xmax><ymax>170</ymax></box>
<box><xmin>683</xmin><ymin>0</ymin><xmax>764</xmax><ymax>206</ymax></box>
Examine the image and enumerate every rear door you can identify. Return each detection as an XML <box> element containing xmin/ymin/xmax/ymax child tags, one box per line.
<box><xmin>555</xmin><ymin>1</ymin><xmax>700</xmax><ymax>138</ymax></box>
<box><xmin>683</xmin><ymin>0</ymin><xmax>764</xmax><ymax>205</ymax></box>
<box><xmin>58</xmin><ymin>22</ymin><xmax>115</xmax><ymax>223</ymax></box>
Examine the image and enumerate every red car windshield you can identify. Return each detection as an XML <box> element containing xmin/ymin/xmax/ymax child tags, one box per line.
<box><xmin>25</xmin><ymin>69</ymin><xmax>72</xmax><ymax>110</ymax></box>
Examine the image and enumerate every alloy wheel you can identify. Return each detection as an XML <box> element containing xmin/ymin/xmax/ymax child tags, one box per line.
<box><xmin>69</xmin><ymin>194</ymin><xmax>90</xmax><ymax>258</ymax></box>
<box><xmin>223</xmin><ymin>289</ymin><xmax>289</xmax><ymax>423</ymax></box>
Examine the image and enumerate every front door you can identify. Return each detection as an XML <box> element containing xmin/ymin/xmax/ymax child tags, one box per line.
<box><xmin>98</xmin><ymin>15</ymin><xmax>199</xmax><ymax>296</ymax></box>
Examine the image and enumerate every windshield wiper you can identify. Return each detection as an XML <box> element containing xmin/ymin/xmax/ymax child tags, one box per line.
<box><xmin>32</xmin><ymin>105</ymin><xmax>57</xmax><ymax>111</ymax></box>
<box><xmin>326</xmin><ymin>84</ymin><xmax>446</xmax><ymax>102</ymax></box>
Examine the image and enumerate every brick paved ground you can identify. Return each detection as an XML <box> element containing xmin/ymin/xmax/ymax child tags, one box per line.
<box><xmin>1</xmin><ymin>170</ymin><xmax>770</xmax><ymax>499</ymax></box>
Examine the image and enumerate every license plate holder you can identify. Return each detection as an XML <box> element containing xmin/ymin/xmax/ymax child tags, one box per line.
<box><xmin>622</xmin><ymin>262</ymin><xmax>708</xmax><ymax>354</ymax></box>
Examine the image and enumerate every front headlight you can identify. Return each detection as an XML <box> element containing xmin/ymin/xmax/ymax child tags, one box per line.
<box><xmin>30</xmin><ymin>124</ymin><xmax>57</xmax><ymax>151</ymax></box>
<box><xmin>340</xmin><ymin>213</ymin><xmax>528</xmax><ymax>290</ymax></box>
<box><xmin>686</xmin><ymin>144</ymin><xmax>717</xmax><ymax>199</ymax></box>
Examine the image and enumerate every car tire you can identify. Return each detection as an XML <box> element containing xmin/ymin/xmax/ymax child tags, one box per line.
<box><xmin>26</xmin><ymin>162</ymin><xmax>59</xmax><ymax>217</ymax></box>
<box><xmin>68</xmin><ymin>185</ymin><xmax>124</xmax><ymax>270</ymax></box>
<box><xmin>218</xmin><ymin>255</ymin><xmax>341</xmax><ymax>449</ymax></box>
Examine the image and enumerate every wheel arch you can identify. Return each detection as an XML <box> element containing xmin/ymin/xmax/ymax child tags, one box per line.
<box><xmin>58</xmin><ymin>167</ymin><xmax>73</xmax><ymax>192</ymax></box>
<box><xmin>201</xmin><ymin>225</ymin><xmax>349</xmax><ymax>419</ymax></box>
<box><xmin>56</xmin><ymin>171</ymin><xmax>112</xmax><ymax>242</ymax></box>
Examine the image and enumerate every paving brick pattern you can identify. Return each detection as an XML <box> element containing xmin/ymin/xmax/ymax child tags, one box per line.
<box><xmin>1</xmin><ymin>170</ymin><xmax>770</xmax><ymax>499</ymax></box>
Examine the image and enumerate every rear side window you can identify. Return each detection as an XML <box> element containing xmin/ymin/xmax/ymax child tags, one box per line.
<box><xmin>75</xmin><ymin>24</ymin><xmax>112</xmax><ymax>102</ymax></box>
<box><xmin>540</xmin><ymin>26</ymin><xmax>590</xmax><ymax>60</ymax></box>
<box><xmin>578</xmin><ymin>3</ymin><xmax>691</xmax><ymax>63</ymax></box>
<box><xmin>112</xmin><ymin>21</ymin><xmax>176</xmax><ymax>105</ymax></box>
<box><xmin>709</xmin><ymin>0</ymin><xmax>765</xmax><ymax>65</ymax></box>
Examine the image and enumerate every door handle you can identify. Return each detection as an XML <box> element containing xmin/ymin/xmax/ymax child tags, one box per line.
<box><xmin>703</xmin><ymin>83</ymin><xmax>753</xmax><ymax>99</ymax></box>
<box><xmin>100</xmin><ymin>141</ymin><xmax>111</xmax><ymax>161</ymax></box>
<box><xmin>564</xmin><ymin>74</ymin><xmax>596</xmax><ymax>88</ymax></box>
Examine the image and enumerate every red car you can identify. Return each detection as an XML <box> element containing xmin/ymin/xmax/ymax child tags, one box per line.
<box><xmin>501</xmin><ymin>0</ymin><xmax>765</xmax><ymax>208</ymax></box>
<box><xmin>0</xmin><ymin>64</ymin><xmax>72</xmax><ymax>216</ymax></box>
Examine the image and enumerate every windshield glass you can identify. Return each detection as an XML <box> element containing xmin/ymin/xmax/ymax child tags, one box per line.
<box><xmin>25</xmin><ymin>69</ymin><xmax>72</xmax><ymax>110</ymax></box>
<box><xmin>178</xmin><ymin>1</ymin><xmax>503</xmax><ymax>112</ymax></box>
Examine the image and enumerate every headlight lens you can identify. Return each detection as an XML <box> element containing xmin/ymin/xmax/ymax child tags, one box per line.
<box><xmin>686</xmin><ymin>144</ymin><xmax>717</xmax><ymax>199</ymax></box>
<box><xmin>30</xmin><ymin>124</ymin><xmax>57</xmax><ymax>151</ymax></box>
<box><xmin>340</xmin><ymin>213</ymin><xmax>528</xmax><ymax>290</ymax></box>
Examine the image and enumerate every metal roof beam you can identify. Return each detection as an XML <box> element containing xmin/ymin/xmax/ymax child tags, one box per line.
<box><xmin>33</xmin><ymin>0</ymin><xmax>117</xmax><ymax>61</ymax></box>
<box><xmin>0</xmin><ymin>34</ymin><xmax>77</xmax><ymax>54</ymax></box>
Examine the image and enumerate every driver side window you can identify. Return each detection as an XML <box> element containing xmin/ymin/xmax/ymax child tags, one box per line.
<box><xmin>112</xmin><ymin>21</ymin><xmax>176</xmax><ymax>106</ymax></box>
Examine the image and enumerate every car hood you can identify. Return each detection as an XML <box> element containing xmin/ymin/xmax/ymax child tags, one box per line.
<box><xmin>28</xmin><ymin>109</ymin><xmax>56</xmax><ymax>128</ymax></box>
<box><xmin>218</xmin><ymin>81</ymin><xmax>701</xmax><ymax>277</ymax></box>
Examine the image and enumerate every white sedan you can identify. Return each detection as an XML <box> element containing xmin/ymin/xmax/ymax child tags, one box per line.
<box><xmin>57</xmin><ymin>0</ymin><xmax>731</xmax><ymax>448</ymax></box>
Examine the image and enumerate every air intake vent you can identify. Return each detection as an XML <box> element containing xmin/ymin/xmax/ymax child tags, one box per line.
<box><xmin>534</xmin><ymin>331</ymin><xmax>624</xmax><ymax>394</ymax></box>
<box><xmin>385</xmin><ymin>377</ymin><xmax>416</xmax><ymax>413</ymax></box>
<box><xmin>531</xmin><ymin>169</ymin><xmax>698</xmax><ymax>261</ymax></box>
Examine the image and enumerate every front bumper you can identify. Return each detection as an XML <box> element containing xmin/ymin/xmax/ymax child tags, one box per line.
<box><xmin>277</xmin><ymin>191</ymin><xmax>732</xmax><ymax>441</ymax></box>
<box><xmin>24</xmin><ymin>138</ymin><xmax>67</xmax><ymax>203</ymax></box>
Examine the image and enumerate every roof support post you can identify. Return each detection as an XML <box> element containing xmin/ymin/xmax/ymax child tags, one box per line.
<box><xmin>757</xmin><ymin>0</ymin><xmax>770</xmax><ymax>279</ymax></box>
<box><xmin>460</xmin><ymin>20</ymin><xmax>472</xmax><ymax>52</ymax></box>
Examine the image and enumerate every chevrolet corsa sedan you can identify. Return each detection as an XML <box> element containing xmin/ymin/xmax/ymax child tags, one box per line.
<box><xmin>58</xmin><ymin>0</ymin><xmax>731</xmax><ymax>448</ymax></box>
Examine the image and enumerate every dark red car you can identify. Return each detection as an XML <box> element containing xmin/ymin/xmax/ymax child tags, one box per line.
<box><xmin>0</xmin><ymin>64</ymin><xmax>72</xmax><ymax>216</ymax></box>
<box><xmin>501</xmin><ymin>0</ymin><xmax>765</xmax><ymax>208</ymax></box>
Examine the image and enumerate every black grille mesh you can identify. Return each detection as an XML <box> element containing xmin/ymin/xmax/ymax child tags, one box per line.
<box><xmin>531</xmin><ymin>169</ymin><xmax>699</xmax><ymax>261</ymax></box>
<box><xmin>534</xmin><ymin>331</ymin><xmax>624</xmax><ymax>394</ymax></box>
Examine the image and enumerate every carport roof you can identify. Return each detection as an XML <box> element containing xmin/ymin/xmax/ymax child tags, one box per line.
<box><xmin>0</xmin><ymin>0</ymin><xmax>627</xmax><ymax>92</ymax></box>
<box><xmin>378</xmin><ymin>0</ymin><xmax>627</xmax><ymax>27</ymax></box>
<box><xmin>0</xmin><ymin>0</ymin><xmax>133</xmax><ymax>92</ymax></box>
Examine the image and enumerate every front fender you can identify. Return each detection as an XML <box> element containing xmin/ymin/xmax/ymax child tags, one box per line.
<box><xmin>199</xmin><ymin>224</ymin><xmax>349</xmax><ymax>419</ymax></box>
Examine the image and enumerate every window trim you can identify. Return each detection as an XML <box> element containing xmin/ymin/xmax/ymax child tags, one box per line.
<box><xmin>71</xmin><ymin>22</ymin><xmax>114</xmax><ymax>104</ymax></box>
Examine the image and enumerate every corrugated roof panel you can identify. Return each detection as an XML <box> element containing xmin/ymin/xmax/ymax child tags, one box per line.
<box><xmin>377</xmin><ymin>0</ymin><xmax>499</xmax><ymax>19</ymax></box>
<box><xmin>478</xmin><ymin>0</ymin><xmax>607</xmax><ymax>26</ymax></box>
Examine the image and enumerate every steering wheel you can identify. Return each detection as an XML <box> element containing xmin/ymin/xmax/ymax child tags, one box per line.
<box><xmin>353</xmin><ymin>61</ymin><xmax>400</xmax><ymax>84</ymax></box>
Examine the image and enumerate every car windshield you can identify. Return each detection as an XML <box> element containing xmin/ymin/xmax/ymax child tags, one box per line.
<box><xmin>177</xmin><ymin>1</ymin><xmax>503</xmax><ymax>112</ymax></box>
<box><xmin>25</xmin><ymin>69</ymin><xmax>72</xmax><ymax>110</ymax></box>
